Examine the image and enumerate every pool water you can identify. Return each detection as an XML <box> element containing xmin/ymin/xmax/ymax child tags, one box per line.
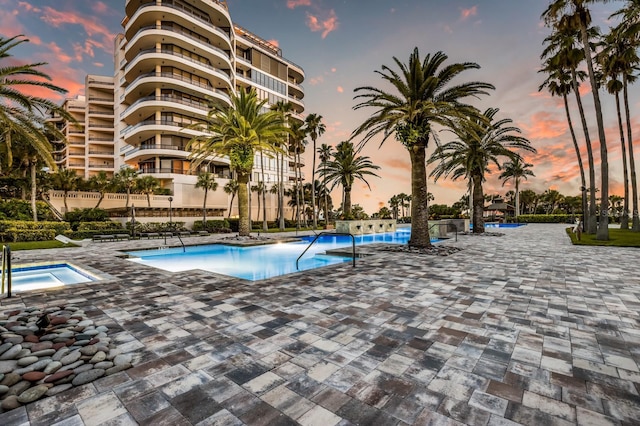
<box><xmin>9</xmin><ymin>264</ymin><xmax>97</xmax><ymax>292</ymax></box>
<box><xmin>126</xmin><ymin>228</ymin><xmax>433</xmax><ymax>281</ymax></box>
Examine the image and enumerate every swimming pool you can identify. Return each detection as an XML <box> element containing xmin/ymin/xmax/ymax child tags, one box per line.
<box><xmin>126</xmin><ymin>228</ymin><xmax>432</xmax><ymax>281</ymax></box>
<box><xmin>9</xmin><ymin>263</ymin><xmax>100</xmax><ymax>292</ymax></box>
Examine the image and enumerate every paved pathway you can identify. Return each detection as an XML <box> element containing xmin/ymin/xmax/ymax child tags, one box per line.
<box><xmin>1</xmin><ymin>224</ymin><xmax>639</xmax><ymax>425</ymax></box>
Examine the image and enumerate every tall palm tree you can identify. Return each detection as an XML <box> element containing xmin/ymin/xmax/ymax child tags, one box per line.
<box><xmin>223</xmin><ymin>179</ymin><xmax>239</xmax><ymax>219</ymax></box>
<box><xmin>188</xmin><ymin>89</ymin><xmax>285</xmax><ymax>236</ymax></box>
<box><xmin>543</xmin><ymin>1</ymin><xmax>610</xmax><ymax>240</ymax></box>
<box><xmin>88</xmin><ymin>171</ymin><xmax>112</xmax><ymax>209</ymax></box>
<box><xmin>305</xmin><ymin>113</ymin><xmax>326</xmax><ymax>229</ymax></box>
<box><xmin>429</xmin><ymin>108</ymin><xmax>535</xmax><ymax>233</ymax></box>
<box><xmin>0</xmin><ymin>35</ymin><xmax>72</xmax><ymax>171</ymax></box>
<box><xmin>317</xmin><ymin>143</ymin><xmax>333</xmax><ymax>226</ymax></box>
<box><xmin>498</xmin><ymin>157</ymin><xmax>535</xmax><ymax>219</ymax></box>
<box><xmin>323</xmin><ymin>141</ymin><xmax>380</xmax><ymax>218</ymax></box>
<box><xmin>195</xmin><ymin>171</ymin><xmax>218</xmax><ymax>227</ymax></box>
<box><xmin>599</xmin><ymin>31</ymin><xmax>634</xmax><ymax>229</ymax></box>
<box><xmin>607</xmin><ymin>11</ymin><xmax>640</xmax><ymax>230</ymax></box>
<box><xmin>114</xmin><ymin>167</ymin><xmax>139</xmax><ymax>208</ymax></box>
<box><xmin>541</xmin><ymin>23</ymin><xmax>597</xmax><ymax>233</ymax></box>
<box><xmin>389</xmin><ymin>195</ymin><xmax>400</xmax><ymax>220</ymax></box>
<box><xmin>352</xmin><ymin>48</ymin><xmax>494</xmax><ymax>247</ymax></box>
<box><xmin>270</xmin><ymin>101</ymin><xmax>294</xmax><ymax>230</ymax></box>
<box><xmin>539</xmin><ymin>63</ymin><xmax>588</xmax><ymax>228</ymax></box>
<box><xmin>51</xmin><ymin>168</ymin><xmax>80</xmax><ymax>213</ymax></box>
<box><xmin>288</xmin><ymin>120</ymin><xmax>307</xmax><ymax>228</ymax></box>
<box><xmin>136</xmin><ymin>175</ymin><xmax>160</xmax><ymax>207</ymax></box>
<box><xmin>251</xmin><ymin>181</ymin><xmax>265</xmax><ymax>222</ymax></box>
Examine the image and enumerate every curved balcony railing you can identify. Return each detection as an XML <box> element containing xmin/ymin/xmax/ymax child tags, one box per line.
<box><xmin>126</xmin><ymin>48</ymin><xmax>232</xmax><ymax>79</ymax></box>
<box><xmin>138</xmin><ymin>168</ymin><xmax>193</xmax><ymax>175</ymax></box>
<box><xmin>128</xmin><ymin>24</ymin><xmax>230</xmax><ymax>56</ymax></box>
<box><xmin>120</xmin><ymin>94</ymin><xmax>212</xmax><ymax>118</ymax></box>
<box><xmin>125</xmin><ymin>72</ymin><xmax>230</xmax><ymax>98</ymax></box>
<box><xmin>121</xmin><ymin>119</ymin><xmax>202</xmax><ymax>136</ymax></box>
<box><xmin>88</xmin><ymin>97</ymin><xmax>113</xmax><ymax>102</ymax></box>
<box><xmin>88</xmin><ymin>110</ymin><xmax>114</xmax><ymax>115</ymax></box>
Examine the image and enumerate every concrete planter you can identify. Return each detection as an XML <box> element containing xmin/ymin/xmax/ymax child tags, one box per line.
<box><xmin>335</xmin><ymin>219</ymin><xmax>396</xmax><ymax>234</ymax></box>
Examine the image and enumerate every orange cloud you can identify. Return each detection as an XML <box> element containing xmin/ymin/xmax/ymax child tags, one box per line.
<box><xmin>306</xmin><ymin>9</ymin><xmax>338</xmax><ymax>38</ymax></box>
<box><xmin>47</xmin><ymin>42</ymin><xmax>73</xmax><ymax>64</ymax></box>
<box><xmin>522</xmin><ymin>111</ymin><xmax>567</xmax><ymax>140</ymax></box>
<box><xmin>267</xmin><ymin>39</ymin><xmax>280</xmax><ymax>48</ymax></box>
<box><xmin>287</xmin><ymin>0</ymin><xmax>312</xmax><ymax>9</ymax></box>
<box><xmin>337</xmin><ymin>86</ymin><xmax>344</xmax><ymax>93</ymax></box>
<box><xmin>0</xmin><ymin>9</ymin><xmax>25</xmax><ymax>38</ymax></box>
<box><xmin>309</xmin><ymin>76</ymin><xmax>324</xmax><ymax>85</ymax></box>
<box><xmin>460</xmin><ymin>6</ymin><xmax>477</xmax><ymax>20</ymax></box>
<box><xmin>383</xmin><ymin>158</ymin><xmax>410</xmax><ymax>170</ymax></box>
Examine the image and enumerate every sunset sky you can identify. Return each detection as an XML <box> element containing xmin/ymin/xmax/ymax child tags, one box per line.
<box><xmin>3</xmin><ymin>0</ymin><xmax>638</xmax><ymax>213</ymax></box>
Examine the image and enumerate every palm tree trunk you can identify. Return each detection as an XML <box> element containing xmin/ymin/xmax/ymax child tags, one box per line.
<box><xmin>95</xmin><ymin>193</ymin><xmax>104</xmax><ymax>209</ymax></box>
<box><xmin>323</xmin><ymin>165</ymin><xmax>329</xmax><ymax>227</ymax></box>
<box><xmin>614</xmin><ymin>91</ymin><xmax>629</xmax><ymax>229</ymax></box>
<box><xmin>228</xmin><ymin>193</ymin><xmax>234</xmax><ymax>218</ymax></box>
<box><xmin>63</xmin><ymin>191</ymin><xmax>69</xmax><ymax>214</ymax></box>
<box><xmin>579</xmin><ymin>21</ymin><xmax>609</xmax><ymax>240</ymax></box>
<box><xmin>203</xmin><ymin>189</ymin><xmax>208</xmax><ymax>228</ymax></box>
<box><xmin>260</xmin><ymin>153</ymin><xmax>268</xmax><ymax>232</ymax></box>
<box><xmin>311</xmin><ymin>139</ymin><xmax>317</xmax><ymax>229</ymax></box>
<box><xmin>344</xmin><ymin>187</ymin><xmax>352</xmax><ymax>217</ymax></box>
<box><xmin>472</xmin><ymin>175</ymin><xmax>484</xmax><ymax>234</ymax></box>
<box><xmin>296</xmin><ymin>151</ymin><xmax>303</xmax><ymax>228</ymax></box>
<box><xmin>237</xmin><ymin>173</ymin><xmax>250</xmax><ymax>236</ymax></box>
<box><xmin>147</xmin><ymin>194</ymin><xmax>151</xmax><ymax>208</ymax></box>
<box><xmin>562</xmin><ymin>92</ymin><xmax>587</xmax><ymax>229</ymax></box>
<box><xmin>31</xmin><ymin>161</ymin><xmax>37</xmax><ymax>222</ymax></box>
<box><xmin>623</xmin><ymin>75</ymin><xmax>639</xmax><ymax>231</ymax></box>
<box><xmin>515</xmin><ymin>178</ymin><xmax>520</xmax><ymax>219</ymax></box>
<box><xmin>408</xmin><ymin>145</ymin><xmax>431</xmax><ymax>247</ymax></box>
<box><xmin>125</xmin><ymin>190</ymin><xmax>131</xmax><ymax>209</ymax></box>
<box><xmin>570</xmin><ymin>67</ymin><xmax>597</xmax><ymax>234</ymax></box>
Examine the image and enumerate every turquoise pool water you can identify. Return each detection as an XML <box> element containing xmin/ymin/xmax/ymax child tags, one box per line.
<box><xmin>10</xmin><ymin>263</ymin><xmax>98</xmax><ymax>292</ymax></box>
<box><xmin>126</xmin><ymin>228</ymin><xmax>433</xmax><ymax>281</ymax></box>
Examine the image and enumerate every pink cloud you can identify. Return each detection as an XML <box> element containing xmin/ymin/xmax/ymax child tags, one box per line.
<box><xmin>40</xmin><ymin>6</ymin><xmax>115</xmax><ymax>54</ymax></box>
<box><xmin>18</xmin><ymin>1</ymin><xmax>40</xmax><ymax>13</ymax></box>
<box><xmin>47</xmin><ymin>42</ymin><xmax>73</xmax><ymax>64</ymax></box>
<box><xmin>309</xmin><ymin>76</ymin><xmax>324</xmax><ymax>85</ymax></box>
<box><xmin>306</xmin><ymin>9</ymin><xmax>338</xmax><ymax>39</ymax></box>
<box><xmin>522</xmin><ymin>111</ymin><xmax>567</xmax><ymax>140</ymax></box>
<box><xmin>287</xmin><ymin>0</ymin><xmax>312</xmax><ymax>9</ymax></box>
<box><xmin>337</xmin><ymin>86</ymin><xmax>344</xmax><ymax>93</ymax></box>
<box><xmin>331</xmin><ymin>68</ymin><xmax>336</xmax><ymax>72</ymax></box>
<box><xmin>267</xmin><ymin>39</ymin><xmax>280</xmax><ymax>48</ymax></box>
<box><xmin>460</xmin><ymin>6</ymin><xmax>478</xmax><ymax>20</ymax></box>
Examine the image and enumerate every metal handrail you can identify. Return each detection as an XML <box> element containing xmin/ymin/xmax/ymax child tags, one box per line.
<box><xmin>296</xmin><ymin>232</ymin><xmax>355</xmax><ymax>270</ymax></box>
<box><xmin>429</xmin><ymin>222</ymin><xmax>458</xmax><ymax>242</ymax></box>
<box><xmin>1</xmin><ymin>245</ymin><xmax>12</xmax><ymax>298</ymax></box>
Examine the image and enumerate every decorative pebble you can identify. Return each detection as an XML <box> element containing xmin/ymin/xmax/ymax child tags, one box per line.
<box><xmin>44</xmin><ymin>370</ymin><xmax>73</xmax><ymax>383</ymax></box>
<box><xmin>24</xmin><ymin>335</ymin><xmax>39</xmax><ymax>343</ymax></box>
<box><xmin>7</xmin><ymin>380</ymin><xmax>31</xmax><ymax>396</ymax></box>
<box><xmin>17</xmin><ymin>356</ymin><xmax>39</xmax><ymax>367</ymax></box>
<box><xmin>0</xmin><ymin>360</ymin><xmax>18</xmax><ymax>374</ymax></box>
<box><xmin>94</xmin><ymin>361</ymin><xmax>113</xmax><ymax>370</ymax></box>
<box><xmin>114</xmin><ymin>354</ymin><xmax>132</xmax><ymax>366</ymax></box>
<box><xmin>32</xmin><ymin>341</ymin><xmax>53</xmax><ymax>351</ymax></box>
<box><xmin>46</xmin><ymin>383</ymin><xmax>73</xmax><ymax>397</ymax></box>
<box><xmin>73</xmin><ymin>364</ymin><xmax>94</xmax><ymax>374</ymax></box>
<box><xmin>1</xmin><ymin>395</ymin><xmax>20</xmax><ymax>411</ymax></box>
<box><xmin>52</xmin><ymin>347</ymin><xmax>70</xmax><ymax>361</ymax></box>
<box><xmin>80</xmin><ymin>346</ymin><xmax>98</xmax><ymax>357</ymax></box>
<box><xmin>0</xmin><ymin>342</ymin><xmax>13</xmax><ymax>356</ymax></box>
<box><xmin>72</xmin><ymin>369</ymin><xmax>105</xmax><ymax>386</ymax></box>
<box><xmin>0</xmin><ymin>384</ymin><xmax>8</xmax><ymax>394</ymax></box>
<box><xmin>59</xmin><ymin>360</ymin><xmax>84</xmax><ymax>372</ymax></box>
<box><xmin>89</xmin><ymin>351</ymin><xmax>106</xmax><ymax>364</ymax></box>
<box><xmin>60</xmin><ymin>351</ymin><xmax>82</xmax><ymax>365</ymax></box>
<box><xmin>23</xmin><ymin>371</ymin><xmax>46</xmax><ymax>382</ymax></box>
<box><xmin>106</xmin><ymin>363</ymin><xmax>131</xmax><ymax>376</ymax></box>
<box><xmin>0</xmin><ymin>344</ymin><xmax>22</xmax><ymax>360</ymax></box>
<box><xmin>31</xmin><ymin>349</ymin><xmax>56</xmax><ymax>357</ymax></box>
<box><xmin>0</xmin><ymin>373</ymin><xmax>21</xmax><ymax>387</ymax></box>
<box><xmin>44</xmin><ymin>361</ymin><xmax>62</xmax><ymax>374</ymax></box>
<box><xmin>17</xmin><ymin>384</ymin><xmax>50</xmax><ymax>403</ymax></box>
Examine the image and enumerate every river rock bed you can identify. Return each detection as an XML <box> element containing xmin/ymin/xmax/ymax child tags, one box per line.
<box><xmin>378</xmin><ymin>245</ymin><xmax>463</xmax><ymax>256</ymax></box>
<box><xmin>0</xmin><ymin>306</ymin><xmax>131</xmax><ymax>412</ymax></box>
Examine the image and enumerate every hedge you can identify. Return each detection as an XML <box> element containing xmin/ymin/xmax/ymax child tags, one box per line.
<box><xmin>77</xmin><ymin>221</ymin><xmax>124</xmax><ymax>231</ymax></box>
<box><xmin>0</xmin><ymin>221</ymin><xmax>70</xmax><ymax>234</ymax></box>
<box><xmin>1</xmin><ymin>229</ymin><xmax>56</xmax><ymax>242</ymax></box>
<box><xmin>516</xmin><ymin>214</ymin><xmax>575</xmax><ymax>223</ymax></box>
<box><xmin>193</xmin><ymin>219</ymin><xmax>231</xmax><ymax>233</ymax></box>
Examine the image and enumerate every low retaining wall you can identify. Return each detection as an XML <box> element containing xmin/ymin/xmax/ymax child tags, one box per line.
<box><xmin>430</xmin><ymin>219</ymin><xmax>470</xmax><ymax>238</ymax></box>
<box><xmin>335</xmin><ymin>219</ymin><xmax>396</xmax><ymax>234</ymax></box>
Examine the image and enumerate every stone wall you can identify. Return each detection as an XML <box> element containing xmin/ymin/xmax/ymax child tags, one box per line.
<box><xmin>335</xmin><ymin>220</ymin><xmax>396</xmax><ymax>234</ymax></box>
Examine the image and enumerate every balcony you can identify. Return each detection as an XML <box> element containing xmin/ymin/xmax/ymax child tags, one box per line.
<box><xmin>120</xmin><ymin>94</ymin><xmax>212</xmax><ymax>123</ymax></box>
<box><xmin>125</xmin><ymin>48</ymin><xmax>232</xmax><ymax>82</ymax></box>
<box><xmin>124</xmin><ymin>72</ymin><xmax>231</xmax><ymax>105</ymax></box>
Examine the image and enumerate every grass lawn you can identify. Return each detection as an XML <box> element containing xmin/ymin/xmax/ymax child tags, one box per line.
<box><xmin>566</xmin><ymin>227</ymin><xmax>640</xmax><ymax>247</ymax></box>
<box><xmin>4</xmin><ymin>240</ymin><xmax>75</xmax><ymax>251</ymax></box>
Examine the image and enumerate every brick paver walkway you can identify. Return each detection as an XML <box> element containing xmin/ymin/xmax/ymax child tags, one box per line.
<box><xmin>1</xmin><ymin>224</ymin><xmax>639</xmax><ymax>425</ymax></box>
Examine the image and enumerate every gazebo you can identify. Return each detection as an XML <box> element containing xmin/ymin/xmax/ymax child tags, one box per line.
<box><xmin>484</xmin><ymin>198</ymin><xmax>515</xmax><ymax>221</ymax></box>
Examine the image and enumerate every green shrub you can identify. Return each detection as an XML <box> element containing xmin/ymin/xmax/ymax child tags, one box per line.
<box><xmin>226</xmin><ymin>218</ymin><xmax>239</xmax><ymax>232</ymax></box>
<box><xmin>65</xmin><ymin>208</ymin><xmax>110</xmax><ymax>230</ymax></box>
<box><xmin>193</xmin><ymin>219</ymin><xmax>231</xmax><ymax>232</ymax></box>
<box><xmin>517</xmin><ymin>214</ymin><xmax>574</xmax><ymax>223</ymax></box>
<box><xmin>1</xmin><ymin>229</ymin><xmax>55</xmax><ymax>242</ymax></box>
<box><xmin>0</xmin><ymin>199</ymin><xmax>56</xmax><ymax>221</ymax></box>
<box><xmin>77</xmin><ymin>221</ymin><xmax>123</xmax><ymax>231</ymax></box>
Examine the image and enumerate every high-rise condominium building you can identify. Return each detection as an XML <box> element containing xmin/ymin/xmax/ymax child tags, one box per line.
<box><xmin>114</xmin><ymin>0</ymin><xmax>306</xmax><ymax>211</ymax></box>
<box><xmin>47</xmin><ymin>75</ymin><xmax>116</xmax><ymax>179</ymax></box>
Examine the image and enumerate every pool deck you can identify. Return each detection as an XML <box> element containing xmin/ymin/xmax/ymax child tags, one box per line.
<box><xmin>1</xmin><ymin>223</ymin><xmax>639</xmax><ymax>425</ymax></box>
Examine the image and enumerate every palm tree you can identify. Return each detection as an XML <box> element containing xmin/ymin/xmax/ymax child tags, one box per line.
<box><xmin>429</xmin><ymin>108</ymin><xmax>535</xmax><ymax>233</ymax></box>
<box><xmin>611</xmin><ymin>0</ymin><xmax>640</xmax><ymax>231</ymax></box>
<box><xmin>289</xmin><ymin>120</ymin><xmax>307</xmax><ymax>228</ymax></box>
<box><xmin>195</xmin><ymin>171</ymin><xmax>218</xmax><ymax>227</ymax></box>
<box><xmin>114</xmin><ymin>168</ymin><xmax>139</xmax><ymax>208</ymax></box>
<box><xmin>542</xmin><ymin>1</ymin><xmax>610</xmax><ymax>240</ymax></box>
<box><xmin>0</xmin><ymin>35</ymin><xmax>71</xmax><ymax>172</ymax></box>
<box><xmin>88</xmin><ymin>171</ymin><xmax>112</xmax><ymax>209</ymax></box>
<box><xmin>543</xmin><ymin>189</ymin><xmax>564</xmax><ymax>214</ymax></box>
<box><xmin>317</xmin><ymin>143</ymin><xmax>333</xmax><ymax>226</ymax></box>
<box><xmin>323</xmin><ymin>141</ymin><xmax>380</xmax><ymax>218</ymax></box>
<box><xmin>188</xmin><ymin>89</ymin><xmax>285</xmax><ymax>236</ymax></box>
<box><xmin>251</xmin><ymin>181</ymin><xmax>265</xmax><ymax>222</ymax></box>
<box><xmin>499</xmin><ymin>157</ymin><xmax>535</xmax><ymax>220</ymax></box>
<box><xmin>352</xmin><ymin>48</ymin><xmax>494</xmax><ymax>247</ymax></box>
<box><xmin>520</xmin><ymin>189</ymin><xmax>537</xmax><ymax>214</ymax></box>
<box><xmin>51</xmin><ymin>168</ymin><xmax>80</xmax><ymax>214</ymax></box>
<box><xmin>305</xmin><ymin>113</ymin><xmax>326</xmax><ymax>229</ymax></box>
<box><xmin>539</xmin><ymin>62</ymin><xmax>588</xmax><ymax>229</ymax></box>
<box><xmin>136</xmin><ymin>175</ymin><xmax>160</xmax><ymax>207</ymax></box>
<box><xmin>223</xmin><ymin>179</ymin><xmax>239</xmax><ymax>218</ymax></box>
<box><xmin>270</xmin><ymin>101</ymin><xmax>294</xmax><ymax>230</ymax></box>
<box><xmin>389</xmin><ymin>195</ymin><xmax>400</xmax><ymax>220</ymax></box>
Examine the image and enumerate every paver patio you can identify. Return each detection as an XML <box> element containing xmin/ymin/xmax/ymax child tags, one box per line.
<box><xmin>1</xmin><ymin>223</ymin><xmax>639</xmax><ymax>425</ymax></box>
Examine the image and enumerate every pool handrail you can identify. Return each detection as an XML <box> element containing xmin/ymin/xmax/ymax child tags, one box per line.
<box><xmin>1</xmin><ymin>245</ymin><xmax>12</xmax><ymax>298</ymax></box>
<box><xmin>296</xmin><ymin>232</ymin><xmax>356</xmax><ymax>270</ymax></box>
